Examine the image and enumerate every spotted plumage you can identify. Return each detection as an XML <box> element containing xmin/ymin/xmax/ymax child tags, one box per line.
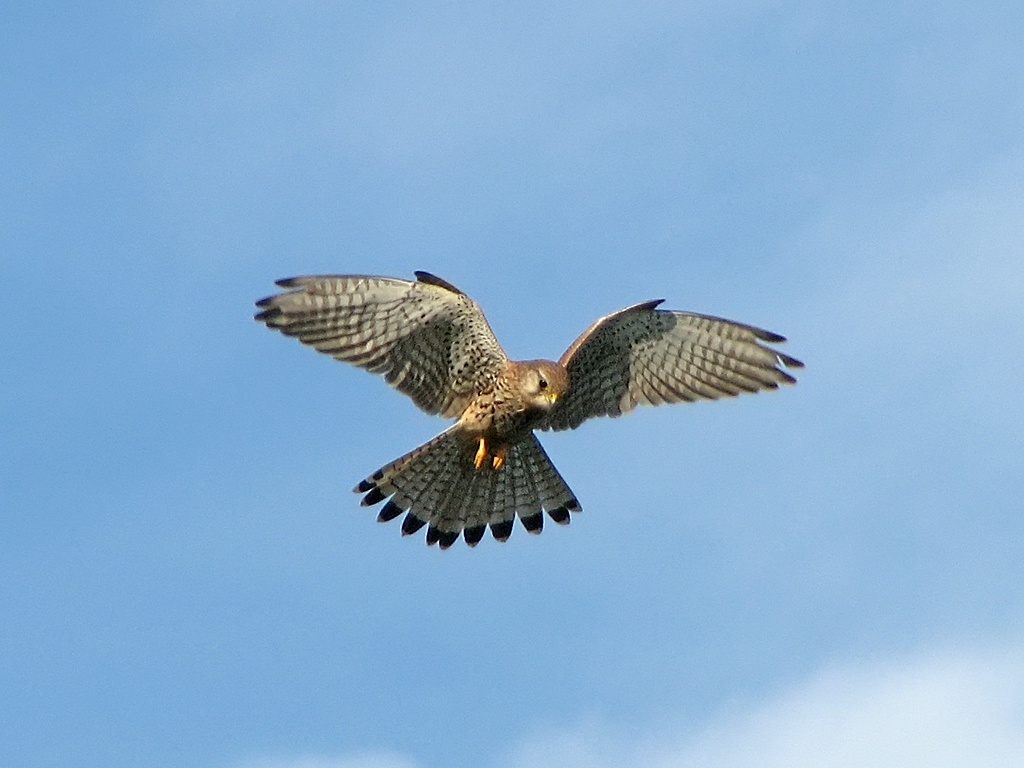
<box><xmin>256</xmin><ymin>271</ymin><xmax>803</xmax><ymax>548</ymax></box>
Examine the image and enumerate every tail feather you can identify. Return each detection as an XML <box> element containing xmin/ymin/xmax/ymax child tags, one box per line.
<box><xmin>461</xmin><ymin>471</ymin><xmax>495</xmax><ymax>542</ymax></box>
<box><xmin>429</xmin><ymin>461</ymin><xmax>477</xmax><ymax>541</ymax></box>
<box><xmin>516</xmin><ymin>436</ymin><xmax>581</xmax><ymax>520</ymax></box>
<box><xmin>354</xmin><ymin>428</ymin><xmax>580</xmax><ymax>548</ymax></box>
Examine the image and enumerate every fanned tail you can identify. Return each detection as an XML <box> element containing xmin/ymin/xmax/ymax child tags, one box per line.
<box><xmin>354</xmin><ymin>428</ymin><xmax>581</xmax><ymax>548</ymax></box>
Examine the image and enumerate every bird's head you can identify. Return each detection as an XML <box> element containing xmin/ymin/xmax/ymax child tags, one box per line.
<box><xmin>518</xmin><ymin>360</ymin><xmax>569</xmax><ymax>411</ymax></box>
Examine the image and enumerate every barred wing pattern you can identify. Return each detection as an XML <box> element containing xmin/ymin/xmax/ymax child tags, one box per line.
<box><xmin>545</xmin><ymin>301</ymin><xmax>804</xmax><ymax>431</ymax></box>
<box><xmin>255</xmin><ymin>272</ymin><xmax>508</xmax><ymax>417</ymax></box>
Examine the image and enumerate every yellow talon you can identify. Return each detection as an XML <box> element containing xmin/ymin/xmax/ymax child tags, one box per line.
<box><xmin>474</xmin><ymin>437</ymin><xmax>488</xmax><ymax>469</ymax></box>
<box><xmin>473</xmin><ymin>438</ymin><xmax>506</xmax><ymax>470</ymax></box>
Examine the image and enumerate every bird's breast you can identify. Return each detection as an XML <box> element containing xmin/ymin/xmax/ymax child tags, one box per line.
<box><xmin>458</xmin><ymin>392</ymin><xmax>543</xmax><ymax>441</ymax></box>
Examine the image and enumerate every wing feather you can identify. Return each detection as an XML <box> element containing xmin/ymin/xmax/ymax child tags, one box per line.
<box><xmin>545</xmin><ymin>302</ymin><xmax>803</xmax><ymax>431</ymax></box>
<box><xmin>255</xmin><ymin>273</ymin><xmax>507</xmax><ymax>417</ymax></box>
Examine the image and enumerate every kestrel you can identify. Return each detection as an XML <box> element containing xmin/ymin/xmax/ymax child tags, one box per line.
<box><xmin>256</xmin><ymin>271</ymin><xmax>802</xmax><ymax>548</ymax></box>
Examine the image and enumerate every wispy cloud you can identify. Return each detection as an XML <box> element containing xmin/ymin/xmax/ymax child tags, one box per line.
<box><xmin>498</xmin><ymin>643</ymin><xmax>1024</xmax><ymax>768</ymax></box>
<box><xmin>235</xmin><ymin>643</ymin><xmax>1024</xmax><ymax>768</ymax></box>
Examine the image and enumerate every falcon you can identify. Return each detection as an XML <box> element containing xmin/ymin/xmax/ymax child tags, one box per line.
<box><xmin>255</xmin><ymin>271</ymin><xmax>802</xmax><ymax>548</ymax></box>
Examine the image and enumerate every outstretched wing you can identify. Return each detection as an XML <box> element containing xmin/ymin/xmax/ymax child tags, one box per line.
<box><xmin>255</xmin><ymin>272</ymin><xmax>508</xmax><ymax>418</ymax></box>
<box><xmin>544</xmin><ymin>301</ymin><xmax>803</xmax><ymax>431</ymax></box>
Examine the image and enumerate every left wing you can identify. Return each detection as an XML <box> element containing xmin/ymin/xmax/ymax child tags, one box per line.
<box><xmin>543</xmin><ymin>301</ymin><xmax>803</xmax><ymax>431</ymax></box>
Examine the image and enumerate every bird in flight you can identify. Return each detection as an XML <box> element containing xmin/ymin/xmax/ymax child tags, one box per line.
<box><xmin>255</xmin><ymin>271</ymin><xmax>802</xmax><ymax>548</ymax></box>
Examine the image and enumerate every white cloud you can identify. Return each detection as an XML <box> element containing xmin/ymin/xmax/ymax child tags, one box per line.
<box><xmin>239</xmin><ymin>644</ymin><xmax>1024</xmax><ymax>768</ymax></box>
<box><xmin>499</xmin><ymin>643</ymin><xmax>1024</xmax><ymax>768</ymax></box>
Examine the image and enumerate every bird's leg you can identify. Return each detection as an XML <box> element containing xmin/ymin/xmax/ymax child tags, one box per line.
<box><xmin>474</xmin><ymin>437</ymin><xmax>488</xmax><ymax>469</ymax></box>
<box><xmin>473</xmin><ymin>437</ymin><xmax>507</xmax><ymax>470</ymax></box>
<box><xmin>491</xmin><ymin>445</ymin><xmax>508</xmax><ymax>470</ymax></box>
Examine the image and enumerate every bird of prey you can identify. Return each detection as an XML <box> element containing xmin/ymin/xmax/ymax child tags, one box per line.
<box><xmin>255</xmin><ymin>271</ymin><xmax>802</xmax><ymax>548</ymax></box>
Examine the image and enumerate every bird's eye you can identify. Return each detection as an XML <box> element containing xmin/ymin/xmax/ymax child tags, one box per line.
<box><xmin>538</xmin><ymin>376</ymin><xmax>548</xmax><ymax>390</ymax></box>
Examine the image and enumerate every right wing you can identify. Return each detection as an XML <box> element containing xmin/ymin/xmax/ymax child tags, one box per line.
<box><xmin>255</xmin><ymin>272</ymin><xmax>508</xmax><ymax>418</ymax></box>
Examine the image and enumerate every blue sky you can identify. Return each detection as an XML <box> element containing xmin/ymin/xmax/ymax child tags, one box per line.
<box><xmin>3</xmin><ymin>1</ymin><xmax>1024</xmax><ymax>767</ymax></box>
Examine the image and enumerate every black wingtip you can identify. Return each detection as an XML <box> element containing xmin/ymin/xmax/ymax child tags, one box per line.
<box><xmin>254</xmin><ymin>300</ymin><xmax>288</xmax><ymax>325</ymax></box>
<box><xmin>355</xmin><ymin>479</ymin><xmax>375</xmax><ymax>493</ymax></box>
<box><xmin>548</xmin><ymin>506</ymin><xmax>571</xmax><ymax>525</ymax></box>
<box><xmin>377</xmin><ymin>501</ymin><xmax>404</xmax><ymax>522</ymax></box>
<box><xmin>755</xmin><ymin>329</ymin><xmax>788</xmax><ymax>343</ymax></box>
<box><xmin>778</xmin><ymin>352</ymin><xmax>805</xmax><ymax>369</ymax></box>
<box><xmin>424</xmin><ymin>526</ymin><xmax>459</xmax><ymax>549</ymax></box>
<box><xmin>464</xmin><ymin>525</ymin><xmax>486</xmax><ymax>547</ymax></box>
<box><xmin>414</xmin><ymin>271</ymin><xmax>464</xmax><ymax>295</ymax></box>
<box><xmin>521</xmin><ymin>512</ymin><xmax>544</xmax><ymax>534</ymax></box>
<box><xmin>360</xmin><ymin>487</ymin><xmax>386</xmax><ymax>507</ymax></box>
<box><xmin>777</xmin><ymin>370</ymin><xmax>798</xmax><ymax>386</ymax></box>
<box><xmin>490</xmin><ymin>519</ymin><xmax>514</xmax><ymax>542</ymax></box>
<box><xmin>401</xmin><ymin>513</ymin><xmax>427</xmax><ymax>536</ymax></box>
